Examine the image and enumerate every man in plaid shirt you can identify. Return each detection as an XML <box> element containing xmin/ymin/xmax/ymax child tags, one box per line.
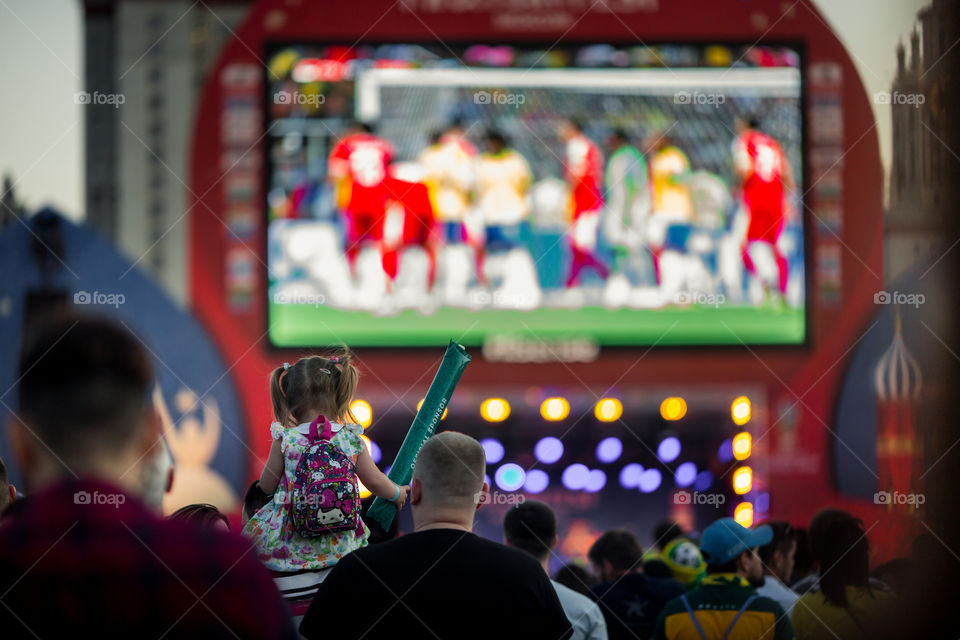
<box><xmin>0</xmin><ymin>315</ymin><xmax>297</xmax><ymax>639</ymax></box>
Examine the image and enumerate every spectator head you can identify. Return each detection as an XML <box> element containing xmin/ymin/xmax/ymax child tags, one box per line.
<box><xmin>653</xmin><ymin>519</ymin><xmax>685</xmax><ymax>551</ymax></box>
<box><xmin>411</xmin><ymin>431</ymin><xmax>486</xmax><ymax>528</ymax></box>
<box><xmin>758</xmin><ymin>521</ymin><xmax>797</xmax><ymax>584</ymax></box>
<box><xmin>736</xmin><ymin>115</ymin><xmax>762</xmax><ymax>133</ymax></box>
<box><xmin>11</xmin><ymin>315</ymin><xmax>158</xmax><ymax>492</ymax></box>
<box><xmin>588</xmin><ymin>530</ymin><xmax>644</xmax><ymax>583</ymax></box>
<box><xmin>168</xmin><ymin>503</ymin><xmax>229</xmax><ymax>531</ymax></box>
<box><xmin>503</xmin><ymin>500</ymin><xmax>557</xmax><ymax>566</ymax></box>
<box><xmin>809</xmin><ymin>509</ymin><xmax>870</xmax><ymax>607</ymax></box>
<box><xmin>348</xmin><ymin>121</ymin><xmax>374</xmax><ymax>135</ymax></box>
<box><xmin>699</xmin><ymin>518</ymin><xmax>771</xmax><ymax>588</ymax></box>
<box><xmin>552</xmin><ymin>563</ymin><xmax>596</xmax><ymax>597</ymax></box>
<box><xmin>241</xmin><ymin>480</ymin><xmax>273</xmax><ymax>528</ymax></box>
<box><xmin>269</xmin><ymin>350</ymin><xmax>359</xmax><ymax>427</ymax></box>
<box><xmin>0</xmin><ymin>455</ymin><xmax>17</xmax><ymax>513</ymax></box>
<box><xmin>790</xmin><ymin>527</ymin><xmax>816</xmax><ymax>580</ymax></box>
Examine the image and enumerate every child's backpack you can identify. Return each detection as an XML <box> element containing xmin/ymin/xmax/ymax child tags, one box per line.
<box><xmin>289</xmin><ymin>414</ymin><xmax>363</xmax><ymax>538</ymax></box>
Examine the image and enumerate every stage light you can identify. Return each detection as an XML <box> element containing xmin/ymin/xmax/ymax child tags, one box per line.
<box><xmin>534</xmin><ymin>437</ymin><xmax>565</xmax><ymax>464</ymax></box>
<box><xmin>657</xmin><ymin>437</ymin><xmax>681</xmax><ymax>463</ymax></box>
<box><xmin>417</xmin><ymin>398</ymin><xmax>448</xmax><ymax>420</ymax></box>
<box><xmin>732</xmin><ymin>466</ymin><xmax>753</xmax><ymax>495</ymax></box>
<box><xmin>360</xmin><ymin>435</ymin><xmax>381</xmax><ymax>465</ymax></box>
<box><xmin>675</xmin><ymin>462</ymin><xmax>697</xmax><ymax>488</ymax></box>
<box><xmin>638</xmin><ymin>468</ymin><xmax>663</xmax><ymax>493</ymax></box>
<box><xmin>694</xmin><ymin>470</ymin><xmax>714</xmax><ymax>492</ymax></box>
<box><xmin>481</xmin><ymin>398</ymin><xmax>510</xmax><ymax>422</ymax></box>
<box><xmin>524</xmin><ymin>469</ymin><xmax>550</xmax><ymax>494</ymax></box>
<box><xmin>358</xmin><ymin>479</ymin><xmax>371</xmax><ymax>499</ymax></box>
<box><xmin>732</xmin><ymin>432</ymin><xmax>752</xmax><ymax>461</ymax></box>
<box><xmin>718</xmin><ymin>438</ymin><xmax>734</xmax><ymax>463</ymax></box>
<box><xmin>585</xmin><ymin>469</ymin><xmax>607</xmax><ymax>493</ymax></box>
<box><xmin>596</xmin><ymin>437</ymin><xmax>623</xmax><ymax>463</ymax></box>
<box><xmin>351</xmin><ymin>399</ymin><xmax>372</xmax><ymax>428</ymax></box>
<box><xmin>495</xmin><ymin>463</ymin><xmax>525</xmax><ymax>492</ymax></box>
<box><xmin>562</xmin><ymin>464</ymin><xmax>590</xmax><ymax>490</ymax></box>
<box><xmin>541</xmin><ymin>397</ymin><xmax>570</xmax><ymax>421</ymax></box>
<box><xmin>660</xmin><ymin>397</ymin><xmax>687</xmax><ymax>421</ymax></box>
<box><xmin>734</xmin><ymin>501</ymin><xmax>754</xmax><ymax>527</ymax></box>
<box><xmin>595</xmin><ymin>398</ymin><xmax>623</xmax><ymax>422</ymax></box>
<box><xmin>480</xmin><ymin>438</ymin><xmax>505</xmax><ymax>464</ymax></box>
<box><xmin>619</xmin><ymin>463</ymin><xmax>644</xmax><ymax>489</ymax></box>
<box><xmin>731</xmin><ymin>396</ymin><xmax>751</xmax><ymax>426</ymax></box>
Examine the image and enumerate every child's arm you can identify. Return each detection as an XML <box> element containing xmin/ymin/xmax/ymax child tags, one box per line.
<box><xmin>259</xmin><ymin>439</ymin><xmax>285</xmax><ymax>494</ymax></box>
<box><xmin>356</xmin><ymin>448</ymin><xmax>409</xmax><ymax>509</ymax></box>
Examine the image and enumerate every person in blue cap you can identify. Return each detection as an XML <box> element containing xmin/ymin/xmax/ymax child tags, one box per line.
<box><xmin>652</xmin><ymin>517</ymin><xmax>794</xmax><ymax>640</ymax></box>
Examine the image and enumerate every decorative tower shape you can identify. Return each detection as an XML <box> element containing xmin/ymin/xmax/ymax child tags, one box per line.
<box><xmin>873</xmin><ymin>306</ymin><xmax>924</xmax><ymax>509</ymax></box>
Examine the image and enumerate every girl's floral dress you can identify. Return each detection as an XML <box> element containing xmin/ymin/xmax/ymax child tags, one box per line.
<box><xmin>243</xmin><ymin>420</ymin><xmax>370</xmax><ymax>571</ymax></box>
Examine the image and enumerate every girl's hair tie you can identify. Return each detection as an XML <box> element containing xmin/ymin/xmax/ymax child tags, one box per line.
<box><xmin>328</xmin><ymin>356</ymin><xmax>340</xmax><ymax>364</ymax></box>
<box><xmin>283</xmin><ymin>362</ymin><xmax>291</xmax><ymax>370</ymax></box>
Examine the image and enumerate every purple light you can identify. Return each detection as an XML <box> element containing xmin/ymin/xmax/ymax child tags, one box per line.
<box><xmin>534</xmin><ymin>437</ymin><xmax>564</xmax><ymax>464</ymax></box>
<box><xmin>657</xmin><ymin>437</ymin><xmax>681</xmax><ymax>463</ymax></box>
<box><xmin>755</xmin><ymin>492</ymin><xmax>770</xmax><ymax>513</ymax></box>
<box><xmin>370</xmin><ymin>441</ymin><xmax>382</xmax><ymax>465</ymax></box>
<box><xmin>524</xmin><ymin>469</ymin><xmax>550</xmax><ymax>494</ymax></box>
<box><xmin>481</xmin><ymin>438</ymin><xmax>505</xmax><ymax>464</ymax></box>
<box><xmin>675</xmin><ymin>462</ymin><xmax>697</xmax><ymax>487</ymax></box>
<box><xmin>718</xmin><ymin>438</ymin><xmax>734</xmax><ymax>463</ymax></box>
<box><xmin>495</xmin><ymin>463</ymin><xmax>525</xmax><ymax>492</ymax></box>
<box><xmin>638</xmin><ymin>468</ymin><xmax>663</xmax><ymax>493</ymax></box>
<box><xmin>694</xmin><ymin>470</ymin><xmax>714</xmax><ymax>492</ymax></box>
<box><xmin>585</xmin><ymin>469</ymin><xmax>607</xmax><ymax>493</ymax></box>
<box><xmin>561</xmin><ymin>464</ymin><xmax>590</xmax><ymax>490</ymax></box>
<box><xmin>619</xmin><ymin>463</ymin><xmax>644</xmax><ymax>489</ymax></box>
<box><xmin>596</xmin><ymin>437</ymin><xmax>623</xmax><ymax>463</ymax></box>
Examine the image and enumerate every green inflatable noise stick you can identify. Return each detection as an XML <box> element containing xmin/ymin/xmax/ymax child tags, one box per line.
<box><xmin>366</xmin><ymin>340</ymin><xmax>472</xmax><ymax>531</ymax></box>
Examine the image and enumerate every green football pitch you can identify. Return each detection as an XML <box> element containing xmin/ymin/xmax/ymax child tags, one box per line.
<box><xmin>268</xmin><ymin>303</ymin><xmax>805</xmax><ymax>347</ymax></box>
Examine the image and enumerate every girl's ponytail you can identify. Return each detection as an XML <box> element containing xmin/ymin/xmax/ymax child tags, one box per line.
<box><xmin>333</xmin><ymin>351</ymin><xmax>360</xmax><ymax>424</ymax></box>
<box><xmin>269</xmin><ymin>364</ymin><xmax>291</xmax><ymax>427</ymax></box>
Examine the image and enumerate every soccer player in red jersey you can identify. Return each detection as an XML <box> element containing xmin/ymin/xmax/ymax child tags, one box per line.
<box><xmin>559</xmin><ymin>118</ymin><xmax>610</xmax><ymax>288</ymax></box>
<box><xmin>732</xmin><ymin>116</ymin><xmax>795</xmax><ymax>299</ymax></box>
<box><xmin>328</xmin><ymin>122</ymin><xmax>395</xmax><ymax>272</ymax></box>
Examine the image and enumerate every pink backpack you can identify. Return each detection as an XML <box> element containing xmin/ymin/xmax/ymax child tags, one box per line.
<box><xmin>289</xmin><ymin>415</ymin><xmax>363</xmax><ymax>538</ymax></box>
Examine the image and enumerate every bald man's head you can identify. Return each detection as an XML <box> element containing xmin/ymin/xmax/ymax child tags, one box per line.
<box><xmin>413</xmin><ymin>432</ymin><xmax>486</xmax><ymax>508</ymax></box>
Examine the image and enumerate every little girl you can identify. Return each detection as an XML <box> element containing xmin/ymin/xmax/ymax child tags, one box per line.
<box><xmin>244</xmin><ymin>351</ymin><xmax>407</xmax><ymax>575</ymax></box>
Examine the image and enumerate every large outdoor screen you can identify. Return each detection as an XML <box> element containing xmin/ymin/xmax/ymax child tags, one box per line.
<box><xmin>265</xmin><ymin>43</ymin><xmax>805</xmax><ymax>347</ymax></box>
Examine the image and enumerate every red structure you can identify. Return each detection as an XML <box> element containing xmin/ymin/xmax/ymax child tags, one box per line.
<box><xmin>188</xmin><ymin>1</ymin><xmax>894</xmax><ymax>555</ymax></box>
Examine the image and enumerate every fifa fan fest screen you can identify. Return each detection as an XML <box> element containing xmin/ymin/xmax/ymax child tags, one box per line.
<box><xmin>265</xmin><ymin>43</ymin><xmax>805</xmax><ymax>347</ymax></box>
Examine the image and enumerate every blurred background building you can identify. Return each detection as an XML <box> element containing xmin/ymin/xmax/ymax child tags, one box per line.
<box><xmin>83</xmin><ymin>0</ymin><xmax>249</xmax><ymax>306</ymax></box>
<box><xmin>886</xmin><ymin>0</ymin><xmax>953</xmax><ymax>283</ymax></box>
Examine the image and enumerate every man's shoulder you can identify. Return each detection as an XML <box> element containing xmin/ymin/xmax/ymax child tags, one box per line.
<box><xmin>552</xmin><ymin>580</ymin><xmax>599</xmax><ymax>610</ymax></box>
